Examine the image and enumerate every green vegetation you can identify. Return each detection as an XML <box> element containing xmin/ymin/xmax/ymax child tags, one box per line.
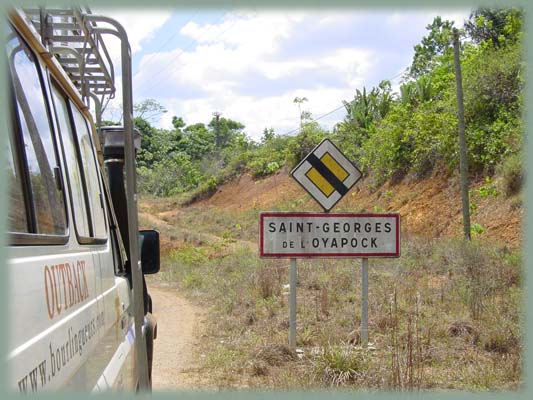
<box><xmin>146</xmin><ymin>205</ymin><xmax>522</xmax><ymax>390</ymax></box>
<box><xmin>336</xmin><ymin>8</ymin><xmax>524</xmax><ymax>185</ymax></box>
<box><xmin>497</xmin><ymin>152</ymin><xmax>523</xmax><ymax>197</ymax></box>
<box><xmin>128</xmin><ymin>8</ymin><xmax>523</xmax><ymax>199</ymax></box>
<box><xmin>137</xmin><ymin>7</ymin><xmax>523</xmax><ymax>391</ymax></box>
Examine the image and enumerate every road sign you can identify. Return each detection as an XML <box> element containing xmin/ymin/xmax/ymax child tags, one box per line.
<box><xmin>291</xmin><ymin>139</ymin><xmax>362</xmax><ymax>212</ymax></box>
<box><xmin>260</xmin><ymin>212</ymin><xmax>400</xmax><ymax>258</ymax></box>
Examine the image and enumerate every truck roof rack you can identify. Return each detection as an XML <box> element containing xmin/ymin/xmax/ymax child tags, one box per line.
<box><xmin>22</xmin><ymin>6</ymin><xmax>115</xmax><ymax>120</ymax></box>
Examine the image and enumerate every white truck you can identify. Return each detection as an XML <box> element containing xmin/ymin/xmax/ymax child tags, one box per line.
<box><xmin>4</xmin><ymin>6</ymin><xmax>159</xmax><ymax>392</ymax></box>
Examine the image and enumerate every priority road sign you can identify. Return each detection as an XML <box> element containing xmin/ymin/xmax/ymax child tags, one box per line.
<box><xmin>291</xmin><ymin>139</ymin><xmax>362</xmax><ymax>211</ymax></box>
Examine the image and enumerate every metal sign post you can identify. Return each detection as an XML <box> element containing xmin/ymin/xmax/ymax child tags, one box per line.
<box><xmin>259</xmin><ymin>139</ymin><xmax>401</xmax><ymax>352</ymax></box>
<box><xmin>260</xmin><ymin>212</ymin><xmax>400</xmax><ymax>350</ymax></box>
<box><xmin>289</xmin><ymin>258</ymin><xmax>297</xmax><ymax>351</ymax></box>
<box><xmin>361</xmin><ymin>257</ymin><xmax>369</xmax><ymax>348</ymax></box>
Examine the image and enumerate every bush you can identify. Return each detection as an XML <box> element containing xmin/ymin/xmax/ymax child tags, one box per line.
<box><xmin>497</xmin><ymin>152</ymin><xmax>523</xmax><ymax>196</ymax></box>
<box><xmin>314</xmin><ymin>345</ymin><xmax>370</xmax><ymax>386</ymax></box>
<box><xmin>360</xmin><ymin>104</ymin><xmax>411</xmax><ymax>184</ymax></box>
<box><xmin>481</xmin><ymin>328</ymin><xmax>520</xmax><ymax>354</ymax></box>
<box><xmin>286</xmin><ymin>123</ymin><xmax>328</xmax><ymax>167</ymax></box>
<box><xmin>407</xmin><ymin>102</ymin><xmax>457</xmax><ymax>175</ymax></box>
<box><xmin>463</xmin><ymin>42</ymin><xmax>523</xmax><ymax>127</ymax></box>
<box><xmin>137</xmin><ymin>151</ymin><xmax>203</xmax><ymax>197</ymax></box>
<box><xmin>248</xmin><ymin>148</ymin><xmax>284</xmax><ymax>177</ymax></box>
<box><xmin>182</xmin><ymin>175</ymin><xmax>219</xmax><ymax>205</ymax></box>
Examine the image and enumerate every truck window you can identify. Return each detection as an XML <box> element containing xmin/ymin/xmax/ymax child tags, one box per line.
<box><xmin>6</xmin><ymin>129</ymin><xmax>28</xmax><ymax>233</ymax></box>
<box><xmin>7</xmin><ymin>26</ymin><xmax>66</xmax><ymax>237</ymax></box>
<box><xmin>50</xmin><ymin>84</ymin><xmax>92</xmax><ymax>238</ymax></box>
<box><xmin>70</xmin><ymin>104</ymin><xmax>107</xmax><ymax>239</ymax></box>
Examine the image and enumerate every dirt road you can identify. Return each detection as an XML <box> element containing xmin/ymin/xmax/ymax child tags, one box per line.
<box><xmin>148</xmin><ymin>283</ymin><xmax>204</xmax><ymax>391</ymax></box>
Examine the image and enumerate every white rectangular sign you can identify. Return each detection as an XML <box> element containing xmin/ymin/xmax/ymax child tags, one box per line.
<box><xmin>260</xmin><ymin>212</ymin><xmax>400</xmax><ymax>258</ymax></box>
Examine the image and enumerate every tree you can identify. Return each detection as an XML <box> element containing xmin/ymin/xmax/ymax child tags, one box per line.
<box><xmin>207</xmin><ymin>117</ymin><xmax>245</xmax><ymax>149</ymax></box>
<box><xmin>134</xmin><ymin>116</ymin><xmax>159</xmax><ymax>167</ymax></box>
<box><xmin>400</xmin><ymin>81</ymin><xmax>416</xmax><ymax>105</ymax></box>
<box><xmin>333</xmin><ymin>81</ymin><xmax>394</xmax><ymax>162</ymax></box>
<box><xmin>464</xmin><ymin>7</ymin><xmax>523</xmax><ymax>48</ymax></box>
<box><xmin>399</xmin><ymin>75</ymin><xmax>433</xmax><ymax>106</ymax></box>
<box><xmin>409</xmin><ymin>16</ymin><xmax>455</xmax><ymax>78</ymax></box>
<box><xmin>261</xmin><ymin>128</ymin><xmax>275</xmax><ymax>143</ymax></box>
<box><xmin>375</xmin><ymin>80</ymin><xmax>394</xmax><ymax>119</ymax></box>
<box><xmin>133</xmin><ymin>98</ymin><xmax>167</xmax><ymax>123</ymax></box>
<box><xmin>287</xmin><ymin>121</ymin><xmax>327</xmax><ymax>167</ymax></box>
<box><xmin>172</xmin><ymin>116</ymin><xmax>185</xmax><ymax>129</ymax></box>
<box><xmin>344</xmin><ymin>88</ymin><xmax>374</xmax><ymax>130</ymax></box>
<box><xmin>341</xmin><ymin>80</ymin><xmax>393</xmax><ymax>131</ymax></box>
<box><xmin>293</xmin><ymin>96</ymin><xmax>308</xmax><ymax>129</ymax></box>
<box><xmin>180</xmin><ymin>123</ymin><xmax>215</xmax><ymax>160</ymax></box>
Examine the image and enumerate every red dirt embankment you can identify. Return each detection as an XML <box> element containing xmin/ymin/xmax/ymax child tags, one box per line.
<box><xmin>195</xmin><ymin>169</ymin><xmax>522</xmax><ymax>248</ymax></box>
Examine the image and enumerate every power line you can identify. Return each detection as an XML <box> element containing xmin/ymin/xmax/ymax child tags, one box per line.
<box><xmin>281</xmin><ymin>68</ymin><xmax>407</xmax><ymax>137</ymax></box>
<box><xmin>137</xmin><ymin>10</ymin><xmax>253</xmax><ymax>94</ymax></box>
<box><xmin>136</xmin><ymin>9</ymin><xmax>201</xmax><ymax>73</ymax></box>
<box><xmin>283</xmin><ymin>103</ymin><xmax>346</xmax><ymax>137</ymax></box>
<box><xmin>135</xmin><ymin>11</ymin><xmax>228</xmax><ymax>93</ymax></box>
<box><xmin>279</xmin><ymin>16</ymin><xmax>516</xmax><ymax>138</ymax></box>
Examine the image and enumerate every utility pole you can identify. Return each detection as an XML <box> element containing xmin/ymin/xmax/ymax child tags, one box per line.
<box><xmin>213</xmin><ymin>111</ymin><xmax>221</xmax><ymax>149</ymax></box>
<box><xmin>453</xmin><ymin>28</ymin><xmax>471</xmax><ymax>240</ymax></box>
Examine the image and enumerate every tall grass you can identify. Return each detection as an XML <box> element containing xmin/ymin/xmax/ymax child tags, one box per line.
<box><xmin>149</xmin><ymin>206</ymin><xmax>522</xmax><ymax>391</ymax></box>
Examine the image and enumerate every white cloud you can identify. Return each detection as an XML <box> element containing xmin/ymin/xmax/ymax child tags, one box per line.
<box><xmin>321</xmin><ymin>48</ymin><xmax>375</xmax><ymax>88</ymax></box>
<box><xmin>159</xmin><ymin>86</ymin><xmax>353</xmax><ymax>141</ymax></box>
<box><xmin>128</xmin><ymin>11</ymin><xmax>378</xmax><ymax>141</ymax></box>
<box><xmin>92</xmin><ymin>8</ymin><xmax>172</xmax><ymax>122</ymax></box>
<box><xmin>386</xmin><ymin>9</ymin><xmax>469</xmax><ymax>29</ymax></box>
<box><xmin>91</xmin><ymin>7</ymin><xmax>172</xmax><ymax>79</ymax></box>
<box><xmin>94</xmin><ymin>9</ymin><xmax>172</xmax><ymax>54</ymax></box>
<box><xmin>102</xmin><ymin>8</ymin><xmax>472</xmax><ymax>140</ymax></box>
<box><xmin>128</xmin><ymin>10</ymin><xmax>396</xmax><ymax>141</ymax></box>
<box><xmin>132</xmin><ymin>12</ymin><xmax>303</xmax><ymax>96</ymax></box>
<box><xmin>180</xmin><ymin>11</ymin><xmax>304</xmax><ymax>50</ymax></box>
<box><xmin>438</xmin><ymin>10</ymin><xmax>470</xmax><ymax>27</ymax></box>
<box><xmin>257</xmin><ymin>59</ymin><xmax>318</xmax><ymax>80</ymax></box>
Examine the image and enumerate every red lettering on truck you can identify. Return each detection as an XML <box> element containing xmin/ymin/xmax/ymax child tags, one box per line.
<box><xmin>44</xmin><ymin>261</ymin><xmax>90</xmax><ymax>319</ymax></box>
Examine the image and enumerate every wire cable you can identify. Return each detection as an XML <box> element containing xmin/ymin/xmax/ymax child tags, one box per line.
<box><xmin>135</xmin><ymin>11</ymin><xmax>227</xmax><ymax>92</ymax></box>
<box><xmin>279</xmin><ymin>14</ymin><xmax>517</xmax><ymax>137</ymax></box>
<box><xmin>136</xmin><ymin>9</ymin><xmax>201</xmax><ymax>74</ymax></box>
<box><xmin>281</xmin><ymin>67</ymin><xmax>407</xmax><ymax>137</ymax></box>
<box><xmin>136</xmin><ymin>11</ymin><xmax>242</xmax><ymax>94</ymax></box>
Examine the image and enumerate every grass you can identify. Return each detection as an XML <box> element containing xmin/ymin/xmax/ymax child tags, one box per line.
<box><xmin>497</xmin><ymin>152</ymin><xmax>523</xmax><ymax>197</ymax></box>
<box><xmin>313</xmin><ymin>344</ymin><xmax>373</xmax><ymax>387</ymax></box>
<box><xmin>145</xmin><ymin>203</ymin><xmax>523</xmax><ymax>391</ymax></box>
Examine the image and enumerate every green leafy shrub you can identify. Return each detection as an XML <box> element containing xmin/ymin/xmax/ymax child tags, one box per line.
<box><xmin>360</xmin><ymin>104</ymin><xmax>412</xmax><ymax>184</ymax></box>
<box><xmin>477</xmin><ymin>176</ymin><xmax>499</xmax><ymax>198</ymax></box>
<box><xmin>183</xmin><ymin>175</ymin><xmax>219</xmax><ymax>205</ymax></box>
<box><xmin>286</xmin><ymin>123</ymin><xmax>328</xmax><ymax>167</ymax></box>
<box><xmin>137</xmin><ymin>151</ymin><xmax>203</xmax><ymax>196</ymax></box>
<box><xmin>471</xmin><ymin>223</ymin><xmax>485</xmax><ymax>236</ymax></box>
<box><xmin>407</xmin><ymin>102</ymin><xmax>457</xmax><ymax>175</ymax></box>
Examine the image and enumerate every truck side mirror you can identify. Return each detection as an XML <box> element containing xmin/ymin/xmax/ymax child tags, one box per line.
<box><xmin>139</xmin><ymin>230</ymin><xmax>160</xmax><ymax>274</ymax></box>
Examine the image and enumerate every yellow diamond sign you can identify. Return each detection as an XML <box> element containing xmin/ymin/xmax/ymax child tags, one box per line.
<box><xmin>291</xmin><ymin>139</ymin><xmax>362</xmax><ymax>212</ymax></box>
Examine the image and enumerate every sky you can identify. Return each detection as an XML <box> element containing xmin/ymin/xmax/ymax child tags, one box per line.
<box><xmin>94</xmin><ymin>7</ymin><xmax>471</xmax><ymax>141</ymax></box>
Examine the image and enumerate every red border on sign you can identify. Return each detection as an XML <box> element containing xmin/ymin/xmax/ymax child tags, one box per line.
<box><xmin>259</xmin><ymin>212</ymin><xmax>400</xmax><ymax>258</ymax></box>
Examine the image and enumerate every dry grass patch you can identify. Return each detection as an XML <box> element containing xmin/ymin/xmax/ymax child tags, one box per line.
<box><xmin>147</xmin><ymin>203</ymin><xmax>522</xmax><ymax>391</ymax></box>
